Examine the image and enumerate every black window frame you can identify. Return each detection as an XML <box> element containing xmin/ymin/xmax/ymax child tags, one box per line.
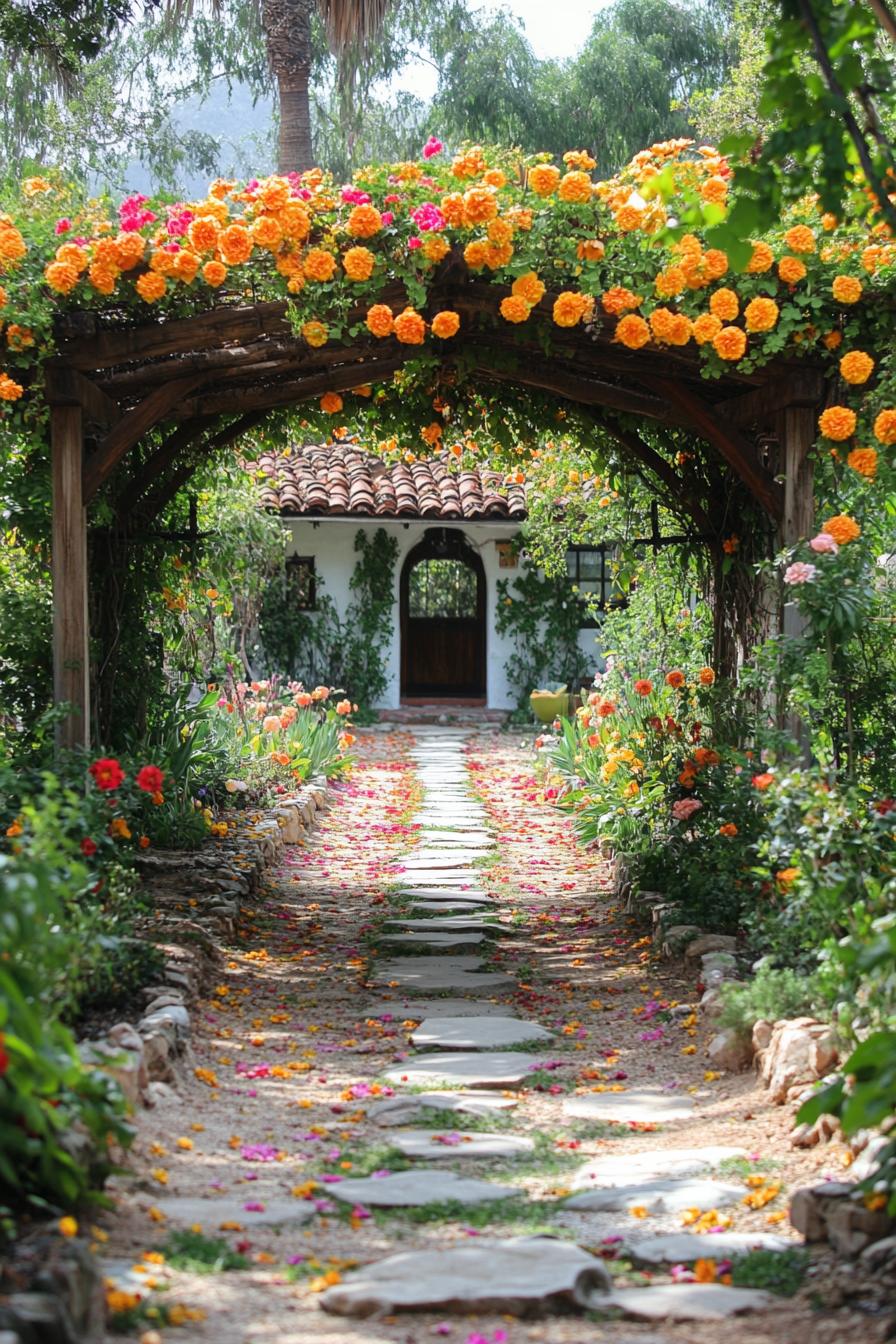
<box><xmin>565</xmin><ymin>545</ymin><xmax>628</xmax><ymax>627</ymax></box>
<box><xmin>285</xmin><ymin>554</ymin><xmax>317</xmax><ymax>611</ymax></box>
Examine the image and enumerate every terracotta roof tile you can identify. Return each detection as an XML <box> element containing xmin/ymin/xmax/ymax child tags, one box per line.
<box><xmin>256</xmin><ymin>445</ymin><xmax>528</xmax><ymax>522</ymax></box>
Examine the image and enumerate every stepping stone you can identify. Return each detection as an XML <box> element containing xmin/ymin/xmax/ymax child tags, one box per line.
<box><xmin>369</xmin><ymin>1092</ymin><xmax>519</xmax><ymax>1126</ymax></box>
<box><xmin>395</xmin><ymin>875</ymin><xmax>486</xmax><ymax>887</ymax></box>
<box><xmin>563</xmin><ymin>1091</ymin><xmax>696</xmax><ymax>1124</ymax></box>
<box><xmin>571</xmin><ymin>1147</ymin><xmax>747</xmax><ymax>1189</ymax></box>
<box><xmin>413</xmin><ymin>827</ymin><xmax>491</xmax><ymax>838</ymax></box>
<box><xmin>382</xmin><ymin>1050</ymin><xmax>551</xmax><ymax>1088</ymax></box>
<box><xmin>379</xmin><ymin>931</ymin><xmax>486</xmax><ymax>949</ymax></box>
<box><xmin>390</xmin><ymin>1129</ymin><xmax>534</xmax><ymax>1159</ymax></box>
<box><xmin>403</xmin><ymin>849</ymin><xmax>486</xmax><ymax>866</ymax></box>
<box><xmin>371</xmin><ymin>958</ymin><xmax>515</xmax><ymax>991</ymax></box>
<box><xmin>411</xmin><ymin>1016</ymin><xmax>554</xmax><ymax>1050</ymax></box>
<box><xmin>610</xmin><ymin>1284</ymin><xmax>775</xmax><ymax>1320</ymax></box>
<box><xmin>364</xmin><ymin>998</ymin><xmax>519</xmax><ymax>1019</ymax></box>
<box><xmin>319</xmin><ymin>1236</ymin><xmax>612</xmax><ymax>1317</ymax></box>
<box><xmin>628</xmin><ymin>1232</ymin><xmax>791</xmax><ymax>1265</ymax></box>
<box><xmin>384</xmin><ymin>915</ymin><xmax>499</xmax><ymax>932</ymax></box>
<box><xmin>564</xmin><ymin>1178</ymin><xmax>746</xmax><ymax>1213</ymax></box>
<box><xmin>155</xmin><ymin>1196</ymin><xmax>314</xmax><ymax>1228</ymax></box>
<box><xmin>398</xmin><ymin>886</ymin><xmax>488</xmax><ymax>901</ymax></box>
<box><xmin>326</xmin><ymin>1169</ymin><xmax>521</xmax><ymax>1209</ymax></box>
<box><xmin>408</xmin><ymin>902</ymin><xmax>492</xmax><ymax>916</ymax></box>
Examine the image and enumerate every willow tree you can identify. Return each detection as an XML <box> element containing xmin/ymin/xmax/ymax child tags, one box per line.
<box><xmin>262</xmin><ymin>0</ymin><xmax>392</xmax><ymax>172</ymax></box>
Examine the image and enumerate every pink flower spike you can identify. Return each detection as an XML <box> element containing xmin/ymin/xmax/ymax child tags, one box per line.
<box><xmin>422</xmin><ymin>135</ymin><xmax>444</xmax><ymax>159</ymax></box>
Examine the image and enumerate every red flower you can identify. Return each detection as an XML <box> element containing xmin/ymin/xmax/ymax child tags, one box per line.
<box><xmin>136</xmin><ymin>764</ymin><xmax>165</xmax><ymax>794</ymax></box>
<box><xmin>752</xmin><ymin>772</ymin><xmax>774</xmax><ymax>790</ymax></box>
<box><xmin>874</xmin><ymin>799</ymin><xmax>895</xmax><ymax>815</ymax></box>
<box><xmin>88</xmin><ymin>757</ymin><xmax>125</xmax><ymax>790</ymax></box>
<box><xmin>634</xmin><ymin>679</ymin><xmax>653</xmax><ymax>696</ymax></box>
<box><xmin>80</xmin><ymin>837</ymin><xmax>97</xmax><ymax>857</ymax></box>
<box><xmin>647</xmin><ymin>715</ymin><xmax>663</xmax><ymax>732</ymax></box>
<box><xmin>0</xmin><ymin>1033</ymin><xmax>8</xmax><ymax>1076</ymax></box>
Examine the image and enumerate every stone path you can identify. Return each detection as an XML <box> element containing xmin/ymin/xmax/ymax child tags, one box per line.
<box><xmin>98</xmin><ymin>727</ymin><xmax>878</xmax><ymax>1344</ymax></box>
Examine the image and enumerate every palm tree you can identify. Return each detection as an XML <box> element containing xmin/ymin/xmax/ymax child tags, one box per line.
<box><xmin>262</xmin><ymin>0</ymin><xmax>392</xmax><ymax>173</ymax></box>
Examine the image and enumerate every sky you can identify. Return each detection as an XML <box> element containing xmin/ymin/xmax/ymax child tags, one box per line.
<box><xmin>399</xmin><ymin>0</ymin><xmax>610</xmax><ymax>99</ymax></box>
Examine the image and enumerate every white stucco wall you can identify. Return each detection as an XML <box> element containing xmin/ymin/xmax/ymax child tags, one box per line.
<box><xmin>283</xmin><ymin>517</ymin><xmax>601</xmax><ymax>710</ymax></box>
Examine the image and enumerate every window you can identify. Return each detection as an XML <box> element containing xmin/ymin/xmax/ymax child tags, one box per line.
<box><xmin>565</xmin><ymin>546</ymin><xmax>627</xmax><ymax>623</ymax></box>
<box><xmin>285</xmin><ymin>555</ymin><xmax>316</xmax><ymax>611</ymax></box>
<box><xmin>408</xmin><ymin>558</ymin><xmax>478</xmax><ymax>618</ymax></box>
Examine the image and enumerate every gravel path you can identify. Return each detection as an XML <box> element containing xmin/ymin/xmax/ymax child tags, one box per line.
<box><xmin>98</xmin><ymin>727</ymin><xmax>889</xmax><ymax>1344</ymax></box>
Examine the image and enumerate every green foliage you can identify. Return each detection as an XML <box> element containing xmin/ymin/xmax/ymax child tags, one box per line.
<box><xmin>495</xmin><ymin>568</ymin><xmax>593</xmax><ymax>713</ymax></box>
<box><xmin>0</xmin><ymin>850</ymin><xmax>132</xmax><ymax>1233</ymax></box>
<box><xmin>718</xmin><ymin>964</ymin><xmax>821</xmax><ymax>1032</ymax></box>
<box><xmin>730</xmin><ymin>1247</ymin><xmax>808</xmax><ymax>1295</ymax></box>
<box><xmin>161</xmin><ymin>1228</ymin><xmax>249</xmax><ymax>1273</ymax></box>
<box><xmin>259</xmin><ymin>527</ymin><xmax>398</xmax><ymax>712</ymax></box>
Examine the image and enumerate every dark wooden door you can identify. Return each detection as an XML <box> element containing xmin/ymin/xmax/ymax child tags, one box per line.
<box><xmin>400</xmin><ymin>534</ymin><xmax>486</xmax><ymax>698</ymax></box>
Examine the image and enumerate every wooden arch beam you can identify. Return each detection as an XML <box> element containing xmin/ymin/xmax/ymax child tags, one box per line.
<box><xmin>137</xmin><ymin>412</ymin><xmax>268</xmax><ymax>524</ymax></box>
<box><xmin>594</xmin><ymin>416</ymin><xmax>716</xmax><ymax>540</ymax></box>
<box><xmin>650</xmin><ymin>378</ymin><xmax>784</xmax><ymax>521</ymax></box>
<box><xmin>115</xmin><ymin>417</ymin><xmax>214</xmax><ymax>519</ymax></box>
<box><xmin>83</xmin><ymin>374</ymin><xmax>206</xmax><ymax>502</ymax></box>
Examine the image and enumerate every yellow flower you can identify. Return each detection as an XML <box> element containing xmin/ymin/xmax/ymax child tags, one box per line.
<box><xmin>58</xmin><ymin>1216</ymin><xmax>79</xmax><ymax>1238</ymax></box>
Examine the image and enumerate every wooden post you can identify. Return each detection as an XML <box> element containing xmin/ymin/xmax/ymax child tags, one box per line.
<box><xmin>780</xmin><ymin>403</ymin><xmax>816</xmax><ymax>546</ymax></box>
<box><xmin>51</xmin><ymin>402</ymin><xmax>90</xmax><ymax>750</ymax></box>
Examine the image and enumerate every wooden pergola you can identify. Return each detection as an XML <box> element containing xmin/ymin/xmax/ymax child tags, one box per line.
<box><xmin>44</xmin><ymin>270</ymin><xmax>826</xmax><ymax>747</ymax></box>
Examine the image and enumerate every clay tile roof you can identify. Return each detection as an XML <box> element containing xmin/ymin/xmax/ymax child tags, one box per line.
<box><xmin>259</xmin><ymin>444</ymin><xmax>529</xmax><ymax>522</ymax></box>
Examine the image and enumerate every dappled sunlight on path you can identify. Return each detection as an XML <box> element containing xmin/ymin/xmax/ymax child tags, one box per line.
<box><xmin>97</xmin><ymin>728</ymin><xmax>881</xmax><ymax>1344</ymax></box>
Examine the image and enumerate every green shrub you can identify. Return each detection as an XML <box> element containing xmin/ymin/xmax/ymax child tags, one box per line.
<box><xmin>0</xmin><ymin>853</ymin><xmax>132</xmax><ymax>1234</ymax></box>
<box><xmin>718</xmin><ymin>965</ymin><xmax>822</xmax><ymax>1033</ymax></box>
<box><xmin>730</xmin><ymin>1247</ymin><xmax>808</xmax><ymax>1296</ymax></box>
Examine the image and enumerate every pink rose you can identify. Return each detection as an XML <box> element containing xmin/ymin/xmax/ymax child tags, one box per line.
<box><xmin>783</xmin><ymin>561</ymin><xmax>818</xmax><ymax>584</ymax></box>
<box><xmin>809</xmin><ymin>532</ymin><xmax>838</xmax><ymax>554</ymax></box>
<box><xmin>422</xmin><ymin>135</ymin><xmax>444</xmax><ymax>159</ymax></box>
<box><xmin>54</xmin><ymin>218</ymin><xmax>72</xmax><ymax>234</ymax></box>
<box><xmin>672</xmin><ymin>797</ymin><xmax>703</xmax><ymax>821</ymax></box>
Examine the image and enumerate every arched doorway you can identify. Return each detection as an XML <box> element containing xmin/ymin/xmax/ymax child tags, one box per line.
<box><xmin>400</xmin><ymin>529</ymin><xmax>486</xmax><ymax>700</ymax></box>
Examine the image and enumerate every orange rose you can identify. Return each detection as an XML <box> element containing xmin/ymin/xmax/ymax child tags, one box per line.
<box><xmin>746</xmin><ymin>241</ymin><xmax>774</xmax><ymax>274</ymax></box>
<box><xmin>615</xmin><ymin>314</ymin><xmax>650</xmax><ymax>349</ymax></box>
<box><xmin>700</xmin><ymin>175</ymin><xmax>728</xmax><ymax>203</ymax></box>
<box><xmin>342</xmin><ymin>245</ymin><xmax>375</xmax><ymax>281</ymax></box>
<box><xmin>512</xmin><ymin>272</ymin><xmax>545</xmax><ymax>305</ymax></box>
<box><xmin>665</xmin><ymin>670</ymin><xmax>686</xmax><ymax>688</ymax></box>
<box><xmin>873</xmin><ymin>408</ymin><xmax>896</xmax><ymax>444</ymax></box>
<box><xmin>500</xmin><ymin>295</ymin><xmax>531</xmax><ymax>323</ymax></box>
<box><xmin>320</xmin><ymin>392</ymin><xmax>343</xmax><ymax>413</ymax></box>
<box><xmin>45</xmin><ymin>261</ymin><xmax>79</xmax><ymax>293</ymax></box>
<box><xmin>188</xmin><ymin>217</ymin><xmax>219</xmax><ymax>252</ymax></box>
<box><xmin>698</xmin><ymin>667</ymin><xmax>715</xmax><ymax>686</ymax></box>
<box><xmin>422</xmin><ymin>234</ymin><xmax>450</xmax><ymax>264</ymax></box>
<box><xmin>251</xmin><ymin>215</ymin><xmax>283</xmax><ymax>250</ymax></box>
<box><xmin>463</xmin><ymin>240</ymin><xmax>489</xmax><ymax>270</ymax></box>
<box><xmin>703</xmin><ymin>248</ymin><xmax>728</xmax><ymax>279</ymax></box>
<box><xmin>650</xmin><ymin>308</ymin><xmax>692</xmax><ymax>346</ymax></box>
<box><xmin>431</xmin><ymin>310</ymin><xmax>460</xmax><ymax>339</ymax></box>
<box><xmin>552</xmin><ymin>291</ymin><xmax>591</xmax><ymax>327</ymax></box>
<box><xmin>366</xmin><ymin>304</ymin><xmax>393</xmax><ymax>338</ymax></box>
<box><xmin>558</xmin><ymin>170</ymin><xmax>593</xmax><ymax>203</ymax></box>
<box><xmin>709</xmin><ymin>288</ymin><xmax>739</xmax><ymax>321</ymax></box>
<box><xmin>712</xmin><ymin>326</ymin><xmax>747</xmax><ymax>361</ymax></box>
<box><xmin>528</xmin><ymin>164</ymin><xmax>560</xmax><ymax>196</ymax></box>
<box><xmin>832</xmin><ymin>274</ymin><xmax>862</xmax><ymax>304</ymax></box>
<box><xmin>839</xmin><ymin>351</ymin><xmax>874</xmax><ymax>385</ymax></box>
<box><xmin>818</xmin><ymin>406</ymin><xmax>857</xmax><ymax>441</ymax></box>
<box><xmin>218</xmin><ymin>224</ymin><xmax>253</xmax><ymax>265</ymax></box>
<box><xmin>778</xmin><ymin>255</ymin><xmax>807</xmax><ymax>284</ymax></box>
<box><xmin>346</xmin><ymin>203</ymin><xmax>382</xmax><ymax>237</ymax></box>
<box><xmin>601</xmin><ymin>286</ymin><xmax>642</xmax><ymax>315</ymax></box>
<box><xmin>784</xmin><ymin>224</ymin><xmax>815</xmax><ymax>253</ymax></box>
<box><xmin>462</xmin><ymin>186</ymin><xmax>498</xmax><ymax>225</ymax></box>
<box><xmin>393</xmin><ymin>307</ymin><xmax>426</xmax><ymax>344</ymax></box>
<box><xmin>577</xmin><ymin>239</ymin><xmax>605</xmax><ymax>262</ymax></box>
<box><xmin>744</xmin><ymin>297</ymin><xmax>779</xmax><ymax>332</ymax></box>
<box><xmin>136</xmin><ymin>272</ymin><xmax>167</xmax><ymax>303</ymax></box>
<box><xmin>301</xmin><ymin>320</ymin><xmax>328</xmax><ymax>348</ymax></box>
<box><xmin>303</xmin><ymin>248</ymin><xmax>337</xmax><ymax>282</ymax></box>
<box><xmin>822</xmin><ymin>513</ymin><xmax>861</xmax><ymax>544</ymax></box>
<box><xmin>202</xmin><ymin>260</ymin><xmax>228</xmax><ymax>287</ymax></box>
<box><xmin>846</xmin><ymin>447</ymin><xmax>877</xmax><ymax>479</ymax></box>
<box><xmin>692</xmin><ymin>312</ymin><xmax>722</xmax><ymax>345</ymax></box>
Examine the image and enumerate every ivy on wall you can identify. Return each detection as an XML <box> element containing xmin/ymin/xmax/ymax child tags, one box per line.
<box><xmin>258</xmin><ymin>526</ymin><xmax>399</xmax><ymax>714</ymax></box>
<box><xmin>495</xmin><ymin>568</ymin><xmax>595</xmax><ymax>714</ymax></box>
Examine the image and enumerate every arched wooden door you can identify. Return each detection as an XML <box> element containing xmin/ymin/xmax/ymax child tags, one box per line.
<box><xmin>400</xmin><ymin>530</ymin><xmax>486</xmax><ymax>699</ymax></box>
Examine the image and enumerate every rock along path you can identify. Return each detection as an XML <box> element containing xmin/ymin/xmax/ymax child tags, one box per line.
<box><xmin>99</xmin><ymin>728</ymin><xmax>878</xmax><ymax>1344</ymax></box>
